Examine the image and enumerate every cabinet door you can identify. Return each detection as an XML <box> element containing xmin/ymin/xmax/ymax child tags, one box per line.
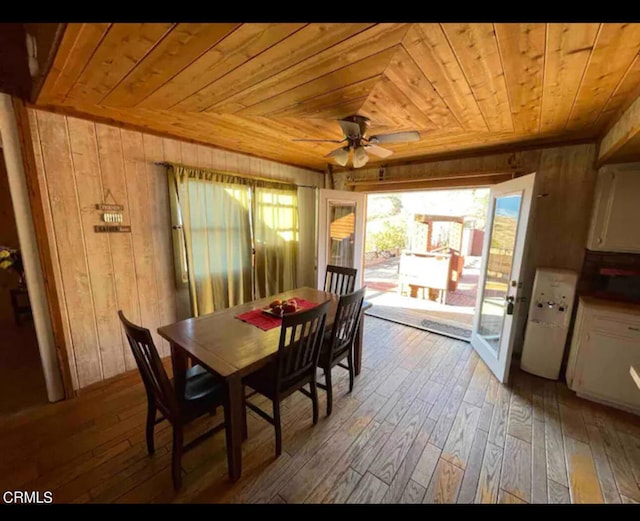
<box><xmin>565</xmin><ymin>303</ymin><xmax>588</xmax><ymax>388</ymax></box>
<box><xmin>575</xmin><ymin>329</ymin><xmax>640</xmax><ymax>411</ymax></box>
<box><xmin>588</xmin><ymin>164</ymin><xmax>640</xmax><ymax>252</ymax></box>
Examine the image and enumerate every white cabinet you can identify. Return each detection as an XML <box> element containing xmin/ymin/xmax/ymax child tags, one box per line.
<box><xmin>587</xmin><ymin>164</ymin><xmax>640</xmax><ymax>253</ymax></box>
<box><xmin>566</xmin><ymin>297</ymin><xmax>640</xmax><ymax>415</ymax></box>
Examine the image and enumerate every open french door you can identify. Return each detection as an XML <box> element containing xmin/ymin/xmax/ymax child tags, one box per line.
<box><xmin>471</xmin><ymin>173</ymin><xmax>536</xmax><ymax>384</ymax></box>
<box><xmin>317</xmin><ymin>189</ymin><xmax>366</xmax><ymax>290</ymax></box>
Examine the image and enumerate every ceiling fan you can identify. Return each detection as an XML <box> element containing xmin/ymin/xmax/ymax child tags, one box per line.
<box><xmin>292</xmin><ymin>115</ymin><xmax>420</xmax><ymax>168</ymax></box>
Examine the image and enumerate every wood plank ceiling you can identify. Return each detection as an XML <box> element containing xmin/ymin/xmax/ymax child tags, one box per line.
<box><xmin>37</xmin><ymin>23</ymin><xmax>640</xmax><ymax>171</ymax></box>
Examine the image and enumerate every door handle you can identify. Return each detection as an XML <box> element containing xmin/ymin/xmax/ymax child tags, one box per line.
<box><xmin>506</xmin><ymin>295</ymin><xmax>515</xmax><ymax>315</ymax></box>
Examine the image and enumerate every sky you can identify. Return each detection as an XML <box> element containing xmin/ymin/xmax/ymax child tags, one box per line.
<box><xmin>400</xmin><ymin>189</ymin><xmax>489</xmax><ymax>217</ymax></box>
<box><xmin>494</xmin><ymin>195</ymin><xmax>521</xmax><ymax>218</ymax></box>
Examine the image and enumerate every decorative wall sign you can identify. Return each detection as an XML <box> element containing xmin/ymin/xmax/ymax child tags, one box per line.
<box><xmin>96</xmin><ymin>203</ymin><xmax>124</xmax><ymax>212</ymax></box>
<box><xmin>101</xmin><ymin>212</ymin><xmax>123</xmax><ymax>223</ymax></box>
<box><xmin>95</xmin><ymin>189</ymin><xmax>128</xmax><ymax>232</ymax></box>
<box><xmin>94</xmin><ymin>225</ymin><xmax>131</xmax><ymax>233</ymax></box>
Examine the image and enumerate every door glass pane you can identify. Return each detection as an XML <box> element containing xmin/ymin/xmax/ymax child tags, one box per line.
<box><xmin>477</xmin><ymin>194</ymin><xmax>522</xmax><ymax>355</ymax></box>
<box><xmin>328</xmin><ymin>201</ymin><xmax>356</xmax><ymax>268</ymax></box>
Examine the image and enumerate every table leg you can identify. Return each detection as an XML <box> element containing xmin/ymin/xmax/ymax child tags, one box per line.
<box><xmin>224</xmin><ymin>374</ymin><xmax>243</xmax><ymax>482</ymax></box>
<box><xmin>354</xmin><ymin>312</ymin><xmax>364</xmax><ymax>376</ymax></box>
<box><xmin>170</xmin><ymin>342</ymin><xmax>187</xmax><ymax>398</ymax></box>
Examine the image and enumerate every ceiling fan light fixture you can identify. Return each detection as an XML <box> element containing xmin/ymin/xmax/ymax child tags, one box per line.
<box><xmin>352</xmin><ymin>146</ymin><xmax>369</xmax><ymax>168</ymax></box>
<box><xmin>292</xmin><ymin>115</ymin><xmax>420</xmax><ymax>167</ymax></box>
<box><xmin>332</xmin><ymin>147</ymin><xmax>350</xmax><ymax>167</ymax></box>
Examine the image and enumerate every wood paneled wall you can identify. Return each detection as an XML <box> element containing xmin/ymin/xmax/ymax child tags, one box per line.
<box><xmin>28</xmin><ymin>108</ymin><xmax>323</xmax><ymax>390</ymax></box>
<box><xmin>530</xmin><ymin>145</ymin><xmax>598</xmax><ymax>272</ymax></box>
<box><xmin>598</xmin><ymin>93</ymin><xmax>640</xmax><ymax>164</ymax></box>
<box><xmin>335</xmin><ymin>144</ymin><xmax>597</xmax><ymax>273</ymax></box>
<box><xmin>335</xmin><ymin>143</ymin><xmax>599</xmax><ymax>352</ymax></box>
<box><xmin>0</xmin><ymin>150</ymin><xmax>21</xmax><ymax>322</ymax></box>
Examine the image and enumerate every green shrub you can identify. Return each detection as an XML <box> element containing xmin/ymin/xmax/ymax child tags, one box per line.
<box><xmin>366</xmin><ymin>221</ymin><xmax>407</xmax><ymax>252</ymax></box>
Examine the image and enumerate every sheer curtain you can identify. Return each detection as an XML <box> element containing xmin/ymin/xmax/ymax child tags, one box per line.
<box><xmin>171</xmin><ymin>166</ymin><xmax>253</xmax><ymax>316</ymax></box>
<box><xmin>252</xmin><ymin>184</ymin><xmax>299</xmax><ymax>299</ymax></box>
<box><xmin>168</xmin><ymin>164</ymin><xmax>302</xmax><ymax>316</ymax></box>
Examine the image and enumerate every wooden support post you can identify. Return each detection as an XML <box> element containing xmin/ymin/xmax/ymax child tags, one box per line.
<box><xmin>11</xmin><ymin>97</ymin><xmax>74</xmax><ymax>399</ymax></box>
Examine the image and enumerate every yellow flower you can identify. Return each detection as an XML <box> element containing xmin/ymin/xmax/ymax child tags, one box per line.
<box><xmin>0</xmin><ymin>250</ymin><xmax>10</xmax><ymax>259</ymax></box>
<box><xmin>0</xmin><ymin>260</ymin><xmax>12</xmax><ymax>270</ymax></box>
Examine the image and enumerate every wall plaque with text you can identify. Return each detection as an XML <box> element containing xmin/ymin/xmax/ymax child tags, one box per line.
<box><xmin>95</xmin><ymin>203</ymin><xmax>124</xmax><ymax>211</ymax></box>
<box><xmin>94</xmin><ymin>225</ymin><xmax>131</xmax><ymax>233</ymax></box>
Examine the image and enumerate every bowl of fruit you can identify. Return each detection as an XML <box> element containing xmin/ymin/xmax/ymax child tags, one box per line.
<box><xmin>263</xmin><ymin>298</ymin><xmax>299</xmax><ymax>317</ymax></box>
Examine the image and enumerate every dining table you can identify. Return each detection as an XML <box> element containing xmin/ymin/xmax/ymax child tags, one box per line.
<box><xmin>157</xmin><ymin>286</ymin><xmax>372</xmax><ymax>482</ymax></box>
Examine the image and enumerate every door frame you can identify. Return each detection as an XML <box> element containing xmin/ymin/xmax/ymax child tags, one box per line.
<box><xmin>471</xmin><ymin>173</ymin><xmax>536</xmax><ymax>384</ymax></box>
<box><xmin>1</xmin><ymin>96</ymin><xmax>70</xmax><ymax>400</ymax></box>
<box><xmin>317</xmin><ymin>188</ymin><xmax>367</xmax><ymax>290</ymax></box>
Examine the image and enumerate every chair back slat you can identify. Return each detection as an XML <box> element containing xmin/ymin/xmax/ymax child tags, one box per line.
<box><xmin>328</xmin><ymin>287</ymin><xmax>366</xmax><ymax>361</ymax></box>
<box><xmin>118</xmin><ymin>311</ymin><xmax>178</xmax><ymax>418</ymax></box>
<box><xmin>276</xmin><ymin>300</ymin><xmax>330</xmax><ymax>391</ymax></box>
<box><xmin>324</xmin><ymin>265</ymin><xmax>357</xmax><ymax>295</ymax></box>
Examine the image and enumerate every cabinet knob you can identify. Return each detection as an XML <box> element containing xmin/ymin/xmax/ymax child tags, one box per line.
<box><xmin>629</xmin><ymin>326</ymin><xmax>640</xmax><ymax>332</ymax></box>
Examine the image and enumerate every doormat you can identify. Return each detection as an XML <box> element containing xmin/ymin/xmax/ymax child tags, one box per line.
<box><xmin>364</xmin><ymin>306</ymin><xmax>471</xmax><ymax>342</ymax></box>
<box><xmin>419</xmin><ymin>319</ymin><xmax>471</xmax><ymax>340</ymax></box>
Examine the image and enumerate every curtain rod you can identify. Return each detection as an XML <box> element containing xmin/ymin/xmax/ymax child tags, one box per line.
<box><xmin>155</xmin><ymin>161</ymin><xmax>318</xmax><ymax>190</ymax></box>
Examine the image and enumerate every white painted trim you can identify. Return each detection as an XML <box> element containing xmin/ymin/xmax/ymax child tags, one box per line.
<box><xmin>316</xmin><ymin>189</ymin><xmax>366</xmax><ymax>290</ymax></box>
<box><xmin>0</xmin><ymin>94</ymin><xmax>64</xmax><ymax>402</ymax></box>
<box><xmin>471</xmin><ymin>173</ymin><xmax>536</xmax><ymax>384</ymax></box>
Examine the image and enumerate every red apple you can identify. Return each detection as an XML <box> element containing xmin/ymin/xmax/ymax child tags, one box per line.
<box><xmin>272</xmin><ymin>305</ymin><xmax>283</xmax><ymax>315</ymax></box>
<box><xmin>282</xmin><ymin>303</ymin><xmax>297</xmax><ymax>314</ymax></box>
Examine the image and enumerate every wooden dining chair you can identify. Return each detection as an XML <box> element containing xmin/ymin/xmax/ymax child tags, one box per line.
<box><xmin>324</xmin><ymin>264</ymin><xmax>358</xmax><ymax>295</ymax></box>
<box><xmin>118</xmin><ymin>311</ymin><xmax>229</xmax><ymax>490</ymax></box>
<box><xmin>243</xmin><ymin>300</ymin><xmax>330</xmax><ymax>457</ymax></box>
<box><xmin>317</xmin><ymin>287</ymin><xmax>366</xmax><ymax>416</ymax></box>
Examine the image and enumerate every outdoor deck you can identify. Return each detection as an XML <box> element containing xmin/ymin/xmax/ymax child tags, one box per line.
<box><xmin>364</xmin><ymin>256</ymin><xmax>479</xmax><ymax>338</ymax></box>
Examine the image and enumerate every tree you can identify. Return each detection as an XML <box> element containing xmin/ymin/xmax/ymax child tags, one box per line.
<box><xmin>366</xmin><ymin>220</ymin><xmax>407</xmax><ymax>252</ymax></box>
<box><xmin>367</xmin><ymin>194</ymin><xmax>404</xmax><ymax>219</ymax></box>
<box><xmin>387</xmin><ymin>194</ymin><xmax>403</xmax><ymax>216</ymax></box>
<box><xmin>467</xmin><ymin>189</ymin><xmax>490</xmax><ymax>230</ymax></box>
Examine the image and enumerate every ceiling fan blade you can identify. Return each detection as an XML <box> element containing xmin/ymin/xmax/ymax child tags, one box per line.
<box><xmin>369</xmin><ymin>131</ymin><xmax>420</xmax><ymax>144</ymax></box>
<box><xmin>338</xmin><ymin>119</ymin><xmax>362</xmax><ymax>139</ymax></box>
<box><xmin>291</xmin><ymin>138</ymin><xmax>344</xmax><ymax>143</ymax></box>
<box><xmin>325</xmin><ymin>146</ymin><xmax>350</xmax><ymax>167</ymax></box>
<box><xmin>352</xmin><ymin>146</ymin><xmax>369</xmax><ymax>168</ymax></box>
<box><xmin>365</xmin><ymin>144</ymin><xmax>394</xmax><ymax>159</ymax></box>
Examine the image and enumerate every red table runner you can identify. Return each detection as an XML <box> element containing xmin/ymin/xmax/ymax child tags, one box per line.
<box><xmin>235</xmin><ymin>297</ymin><xmax>318</xmax><ymax>331</ymax></box>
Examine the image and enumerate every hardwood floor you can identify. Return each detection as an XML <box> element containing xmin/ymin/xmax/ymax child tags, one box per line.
<box><xmin>1</xmin><ymin>317</ymin><xmax>639</xmax><ymax>504</ymax></box>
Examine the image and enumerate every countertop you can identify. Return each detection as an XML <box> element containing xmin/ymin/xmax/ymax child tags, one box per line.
<box><xmin>579</xmin><ymin>295</ymin><xmax>640</xmax><ymax>314</ymax></box>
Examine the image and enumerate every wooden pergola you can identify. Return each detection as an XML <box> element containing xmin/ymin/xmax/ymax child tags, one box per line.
<box><xmin>411</xmin><ymin>214</ymin><xmax>465</xmax><ymax>254</ymax></box>
<box><xmin>400</xmin><ymin>214</ymin><xmax>466</xmax><ymax>302</ymax></box>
